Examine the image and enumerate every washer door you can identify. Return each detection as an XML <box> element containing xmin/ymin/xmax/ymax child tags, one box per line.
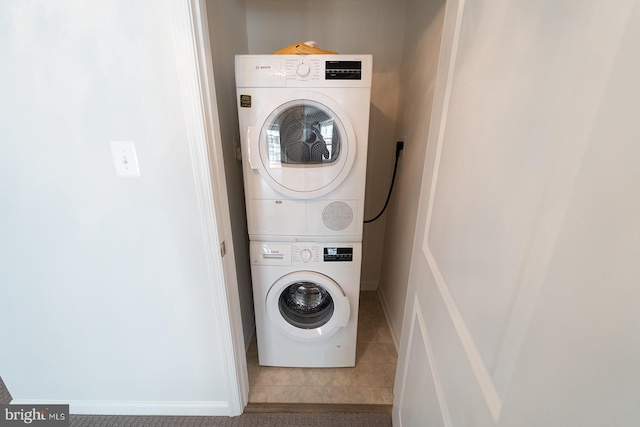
<box><xmin>265</xmin><ymin>271</ymin><xmax>350</xmax><ymax>341</ymax></box>
<box><xmin>247</xmin><ymin>91</ymin><xmax>357</xmax><ymax>199</ymax></box>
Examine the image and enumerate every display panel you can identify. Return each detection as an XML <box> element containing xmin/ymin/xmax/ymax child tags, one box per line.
<box><xmin>325</xmin><ymin>61</ymin><xmax>362</xmax><ymax>80</ymax></box>
<box><xmin>323</xmin><ymin>247</ymin><xmax>354</xmax><ymax>262</ymax></box>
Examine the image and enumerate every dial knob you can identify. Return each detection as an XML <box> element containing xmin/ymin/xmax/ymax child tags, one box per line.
<box><xmin>296</xmin><ymin>62</ymin><xmax>311</xmax><ymax>77</ymax></box>
<box><xmin>300</xmin><ymin>249</ymin><xmax>312</xmax><ymax>262</ymax></box>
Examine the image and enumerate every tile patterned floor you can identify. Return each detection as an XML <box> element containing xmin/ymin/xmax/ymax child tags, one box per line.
<box><xmin>247</xmin><ymin>290</ymin><xmax>397</xmax><ymax>405</ymax></box>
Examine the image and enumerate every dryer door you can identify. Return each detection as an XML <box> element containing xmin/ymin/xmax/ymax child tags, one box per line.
<box><xmin>265</xmin><ymin>271</ymin><xmax>350</xmax><ymax>341</ymax></box>
<box><xmin>248</xmin><ymin>91</ymin><xmax>357</xmax><ymax>199</ymax></box>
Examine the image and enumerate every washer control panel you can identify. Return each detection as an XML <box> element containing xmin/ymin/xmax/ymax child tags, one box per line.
<box><xmin>291</xmin><ymin>245</ymin><xmax>320</xmax><ymax>263</ymax></box>
<box><xmin>323</xmin><ymin>247</ymin><xmax>354</xmax><ymax>262</ymax></box>
<box><xmin>251</xmin><ymin>242</ymin><xmax>357</xmax><ymax>266</ymax></box>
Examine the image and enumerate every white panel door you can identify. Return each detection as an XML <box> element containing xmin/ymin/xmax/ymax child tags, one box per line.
<box><xmin>394</xmin><ymin>0</ymin><xmax>640</xmax><ymax>426</ymax></box>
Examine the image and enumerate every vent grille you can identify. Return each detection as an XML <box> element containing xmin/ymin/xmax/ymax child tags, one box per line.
<box><xmin>322</xmin><ymin>201</ymin><xmax>353</xmax><ymax>231</ymax></box>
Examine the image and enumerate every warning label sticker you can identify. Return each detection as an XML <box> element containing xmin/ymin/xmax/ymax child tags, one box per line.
<box><xmin>240</xmin><ymin>95</ymin><xmax>251</xmax><ymax>108</ymax></box>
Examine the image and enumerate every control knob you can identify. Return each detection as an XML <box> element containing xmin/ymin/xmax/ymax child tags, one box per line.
<box><xmin>296</xmin><ymin>62</ymin><xmax>311</xmax><ymax>77</ymax></box>
<box><xmin>300</xmin><ymin>248</ymin><xmax>312</xmax><ymax>262</ymax></box>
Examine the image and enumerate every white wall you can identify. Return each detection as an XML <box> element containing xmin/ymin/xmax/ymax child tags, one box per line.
<box><xmin>244</xmin><ymin>0</ymin><xmax>407</xmax><ymax>290</ymax></box>
<box><xmin>0</xmin><ymin>0</ymin><xmax>236</xmax><ymax>415</ymax></box>
<box><xmin>205</xmin><ymin>0</ymin><xmax>254</xmax><ymax>348</ymax></box>
<box><xmin>377</xmin><ymin>0</ymin><xmax>446</xmax><ymax>344</ymax></box>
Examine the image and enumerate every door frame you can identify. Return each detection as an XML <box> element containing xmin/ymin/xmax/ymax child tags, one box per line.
<box><xmin>170</xmin><ymin>0</ymin><xmax>249</xmax><ymax>415</ymax></box>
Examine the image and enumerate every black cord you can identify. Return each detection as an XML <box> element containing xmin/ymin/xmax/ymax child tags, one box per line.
<box><xmin>364</xmin><ymin>141</ymin><xmax>404</xmax><ymax>223</ymax></box>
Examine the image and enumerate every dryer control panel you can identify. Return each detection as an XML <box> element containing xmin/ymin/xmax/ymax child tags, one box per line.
<box><xmin>286</xmin><ymin>58</ymin><xmax>322</xmax><ymax>81</ymax></box>
<box><xmin>235</xmin><ymin>54</ymin><xmax>372</xmax><ymax>88</ymax></box>
<box><xmin>325</xmin><ymin>61</ymin><xmax>362</xmax><ymax>80</ymax></box>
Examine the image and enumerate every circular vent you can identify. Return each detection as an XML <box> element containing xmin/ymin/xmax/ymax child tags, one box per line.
<box><xmin>322</xmin><ymin>201</ymin><xmax>353</xmax><ymax>231</ymax></box>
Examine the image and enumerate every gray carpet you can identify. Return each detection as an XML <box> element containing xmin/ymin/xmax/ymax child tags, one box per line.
<box><xmin>0</xmin><ymin>377</ymin><xmax>391</xmax><ymax>426</ymax></box>
<box><xmin>71</xmin><ymin>413</ymin><xmax>391</xmax><ymax>426</ymax></box>
<box><xmin>0</xmin><ymin>377</ymin><xmax>11</xmax><ymax>405</ymax></box>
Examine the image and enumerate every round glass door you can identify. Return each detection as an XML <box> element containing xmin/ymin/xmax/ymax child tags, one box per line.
<box><xmin>265</xmin><ymin>102</ymin><xmax>342</xmax><ymax>166</ymax></box>
<box><xmin>266</xmin><ymin>271</ymin><xmax>350</xmax><ymax>341</ymax></box>
<box><xmin>253</xmin><ymin>92</ymin><xmax>357</xmax><ymax>199</ymax></box>
<box><xmin>278</xmin><ymin>281</ymin><xmax>335</xmax><ymax>329</ymax></box>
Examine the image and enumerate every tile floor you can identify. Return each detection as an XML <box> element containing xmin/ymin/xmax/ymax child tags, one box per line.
<box><xmin>247</xmin><ymin>290</ymin><xmax>397</xmax><ymax>405</ymax></box>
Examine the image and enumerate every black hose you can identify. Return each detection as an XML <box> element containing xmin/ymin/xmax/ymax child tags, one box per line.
<box><xmin>364</xmin><ymin>141</ymin><xmax>404</xmax><ymax>223</ymax></box>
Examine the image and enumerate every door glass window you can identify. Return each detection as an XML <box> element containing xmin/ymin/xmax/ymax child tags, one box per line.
<box><xmin>278</xmin><ymin>282</ymin><xmax>334</xmax><ymax>329</ymax></box>
<box><xmin>265</xmin><ymin>101</ymin><xmax>341</xmax><ymax>167</ymax></box>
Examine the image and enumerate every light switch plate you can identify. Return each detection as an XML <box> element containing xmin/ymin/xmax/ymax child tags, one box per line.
<box><xmin>110</xmin><ymin>141</ymin><xmax>140</xmax><ymax>177</ymax></box>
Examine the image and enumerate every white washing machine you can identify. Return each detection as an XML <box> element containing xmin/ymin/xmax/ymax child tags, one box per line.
<box><xmin>250</xmin><ymin>241</ymin><xmax>361</xmax><ymax>367</ymax></box>
<box><xmin>235</xmin><ymin>54</ymin><xmax>372</xmax><ymax>241</ymax></box>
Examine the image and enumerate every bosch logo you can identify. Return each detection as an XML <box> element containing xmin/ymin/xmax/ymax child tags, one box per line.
<box><xmin>256</xmin><ymin>65</ymin><xmax>271</xmax><ymax>70</ymax></box>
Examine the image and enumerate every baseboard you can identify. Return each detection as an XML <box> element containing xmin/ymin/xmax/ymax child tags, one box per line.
<box><xmin>244</xmin><ymin>320</ymin><xmax>255</xmax><ymax>351</ymax></box>
<box><xmin>10</xmin><ymin>399</ymin><xmax>231</xmax><ymax>416</ymax></box>
<box><xmin>360</xmin><ymin>280</ymin><xmax>378</xmax><ymax>291</ymax></box>
<box><xmin>244</xmin><ymin>402</ymin><xmax>392</xmax><ymax>414</ymax></box>
<box><xmin>377</xmin><ymin>288</ymin><xmax>400</xmax><ymax>352</ymax></box>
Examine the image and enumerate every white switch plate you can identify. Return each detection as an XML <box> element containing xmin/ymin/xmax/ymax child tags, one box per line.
<box><xmin>110</xmin><ymin>141</ymin><xmax>140</xmax><ymax>177</ymax></box>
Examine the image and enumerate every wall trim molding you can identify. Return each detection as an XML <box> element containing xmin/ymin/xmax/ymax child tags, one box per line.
<box><xmin>11</xmin><ymin>399</ymin><xmax>230</xmax><ymax>416</ymax></box>
<box><xmin>417</xmin><ymin>0</ymin><xmax>502</xmax><ymax>421</ymax></box>
<box><xmin>377</xmin><ymin>287</ymin><xmax>400</xmax><ymax>351</ymax></box>
<box><xmin>422</xmin><ymin>0</ymin><xmax>465</xmax><ymax>243</ymax></box>
<box><xmin>360</xmin><ymin>280</ymin><xmax>379</xmax><ymax>291</ymax></box>
<box><xmin>396</xmin><ymin>295</ymin><xmax>451</xmax><ymax>427</ymax></box>
<box><xmin>168</xmin><ymin>0</ymin><xmax>248</xmax><ymax>415</ymax></box>
<box><xmin>244</xmin><ymin>320</ymin><xmax>256</xmax><ymax>350</ymax></box>
<box><xmin>424</xmin><ymin>247</ymin><xmax>502</xmax><ymax>420</ymax></box>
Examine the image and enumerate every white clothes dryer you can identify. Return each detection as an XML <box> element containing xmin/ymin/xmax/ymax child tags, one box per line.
<box><xmin>250</xmin><ymin>241</ymin><xmax>361</xmax><ymax>367</ymax></box>
<box><xmin>236</xmin><ymin>55</ymin><xmax>372</xmax><ymax>241</ymax></box>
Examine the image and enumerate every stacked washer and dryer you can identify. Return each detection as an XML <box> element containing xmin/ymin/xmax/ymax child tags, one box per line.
<box><xmin>235</xmin><ymin>54</ymin><xmax>372</xmax><ymax>368</ymax></box>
